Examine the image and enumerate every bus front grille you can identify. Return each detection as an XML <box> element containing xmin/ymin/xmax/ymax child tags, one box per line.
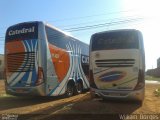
<box><xmin>95</xmin><ymin>59</ymin><xmax>135</xmax><ymax>67</ymax></box>
<box><xmin>7</xmin><ymin>52</ymin><xmax>35</xmax><ymax>72</ymax></box>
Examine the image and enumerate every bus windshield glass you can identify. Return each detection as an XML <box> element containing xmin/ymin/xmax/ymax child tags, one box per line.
<box><xmin>91</xmin><ymin>31</ymin><xmax>139</xmax><ymax>51</ymax></box>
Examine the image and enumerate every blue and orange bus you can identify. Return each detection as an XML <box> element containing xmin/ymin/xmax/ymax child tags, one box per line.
<box><xmin>4</xmin><ymin>21</ymin><xmax>89</xmax><ymax>97</ymax></box>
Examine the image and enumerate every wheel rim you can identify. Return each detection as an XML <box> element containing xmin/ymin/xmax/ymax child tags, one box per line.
<box><xmin>67</xmin><ymin>85</ymin><xmax>73</xmax><ymax>96</ymax></box>
<box><xmin>77</xmin><ymin>83</ymin><xmax>82</xmax><ymax>93</ymax></box>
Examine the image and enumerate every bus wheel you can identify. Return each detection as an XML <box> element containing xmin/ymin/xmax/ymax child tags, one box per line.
<box><xmin>66</xmin><ymin>83</ymin><xmax>74</xmax><ymax>97</ymax></box>
<box><xmin>76</xmin><ymin>82</ymin><xmax>83</xmax><ymax>94</ymax></box>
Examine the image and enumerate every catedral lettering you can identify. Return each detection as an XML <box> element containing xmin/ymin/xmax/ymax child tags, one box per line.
<box><xmin>8</xmin><ymin>26</ymin><xmax>35</xmax><ymax>36</ymax></box>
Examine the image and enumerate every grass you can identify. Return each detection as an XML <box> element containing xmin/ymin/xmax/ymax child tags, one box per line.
<box><xmin>145</xmin><ymin>75</ymin><xmax>160</xmax><ymax>81</ymax></box>
<box><xmin>154</xmin><ymin>88</ymin><xmax>160</xmax><ymax>97</ymax></box>
<box><xmin>0</xmin><ymin>93</ymin><xmax>12</xmax><ymax>97</ymax></box>
<box><xmin>145</xmin><ymin>75</ymin><xmax>160</xmax><ymax>97</ymax></box>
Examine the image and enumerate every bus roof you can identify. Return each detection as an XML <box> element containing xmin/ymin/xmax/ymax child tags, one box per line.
<box><xmin>6</xmin><ymin>21</ymin><xmax>40</xmax><ymax>29</ymax></box>
<box><xmin>91</xmin><ymin>29</ymin><xmax>141</xmax><ymax>37</ymax></box>
<box><xmin>6</xmin><ymin>21</ymin><xmax>88</xmax><ymax>46</ymax></box>
<box><xmin>44</xmin><ymin>22</ymin><xmax>88</xmax><ymax>46</ymax></box>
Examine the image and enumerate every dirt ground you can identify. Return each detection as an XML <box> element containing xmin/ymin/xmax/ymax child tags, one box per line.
<box><xmin>67</xmin><ymin>83</ymin><xmax>160</xmax><ymax>114</ymax></box>
<box><xmin>0</xmin><ymin>80</ymin><xmax>160</xmax><ymax>120</ymax></box>
<box><xmin>0</xmin><ymin>80</ymin><xmax>5</xmax><ymax>95</ymax></box>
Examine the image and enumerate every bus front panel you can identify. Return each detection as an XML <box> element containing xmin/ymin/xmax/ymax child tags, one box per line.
<box><xmin>89</xmin><ymin>30</ymin><xmax>145</xmax><ymax>101</ymax></box>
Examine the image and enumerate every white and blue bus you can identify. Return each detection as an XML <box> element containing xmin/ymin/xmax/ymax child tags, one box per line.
<box><xmin>89</xmin><ymin>29</ymin><xmax>145</xmax><ymax>102</ymax></box>
<box><xmin>4</xmin><ymin>21</ymin><xmax>89</xmax><ymax>97</ymax></box>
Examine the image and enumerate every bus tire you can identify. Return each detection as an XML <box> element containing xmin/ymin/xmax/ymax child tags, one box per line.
<box><xmin>65</xmin><ymin>82</ymin><xmax>75</xmax><ymax>97</ymax></box>
<box><xmin>76</xmin><ymin>82</ymin><xmax>83</xmax><ymax>94</ymax></box>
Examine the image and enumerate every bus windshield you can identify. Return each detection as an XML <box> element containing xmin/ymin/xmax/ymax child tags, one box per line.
<box><xmin>91</xmin><ymin>31</ymin><xmax>139</xmax><ymax>51</ymax></box>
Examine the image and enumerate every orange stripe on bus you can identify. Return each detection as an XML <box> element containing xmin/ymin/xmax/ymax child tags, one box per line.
<box><xmin>49</xmin><ymin>44</ymin><xmax>70</xmax><ymax>83</ymax></box>
<box><xmin>6</xmin><ymin>40</ymin><xmax>25</xmax><ymax>54</ymax></box>
<box><xmin>6</xmin><ymin>40</ymin><xmax>25</xmax><ymax>72</ymax></box>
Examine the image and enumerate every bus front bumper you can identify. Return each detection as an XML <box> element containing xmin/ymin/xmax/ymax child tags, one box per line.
<box><xmin>90</xmin><ymin>87</ymin><xmax>145</xmax><ymax>101</ymax></box>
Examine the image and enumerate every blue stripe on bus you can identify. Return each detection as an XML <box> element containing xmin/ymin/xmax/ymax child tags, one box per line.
<box><xmin>14</xmin><ymin>72</ymin><xmax>30</xmax><ymax>87</ymax></box>
<box><xmin>47</xmin><ymin>84</ymin><xmax>60</xmax><ymax>96</ymax></box>
<box><xmin>107</xmin><ymin>77</ymin><xmax>138</xmax><ymax>89</ymax></box>
<box><xmin>99</xmin><ymin>71</ymin><xmax>125</xmax><ymax>82</ymax></box>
